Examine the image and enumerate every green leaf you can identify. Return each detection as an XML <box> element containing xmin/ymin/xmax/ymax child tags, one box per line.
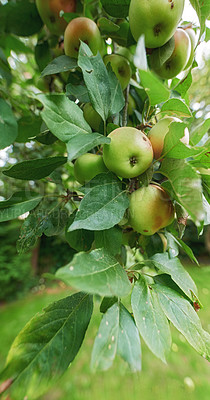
<box><xmin>139</xmin><ymin>70</ymin><xmax>170</xmax><ymax>106</ymax></box>
<box><xmin>100</xmin><ymin>0</ymin><xmax>131</xmax><ymax>17</ymax></box>
<box><xmin>65</xmin><ymin>212</ymin><xmax>94</xmax><ymax>252</ymax></box>
<box><xmin>17</xmin><ymin>204</ymin><xmax>69</xmax><ymax>253</ymax></box>
<box><xmin>160</xmin><ymin>159</ymin><xmax>204</xmax><ymax>224</ymax></box>
<box><xmin>0</xmin><ymin>0</ymin><xmax>43</xmax><ymax>36</ymax></box>
<box><xmin>91</xmin><ymin>302</ymin><xmax>141</xmax><ymax>371</ymax></box>
<box><xmin>68</xmin><ymin>172</ymin><xmax>129</xmax><ymax>231</ymax></box>
<box><xmin>190</xmin><ymin>118</ymin><xmax>210</xmax><ymax>146</ymax></box>
<box><xmin>165</xmin><ymin>231</ymin><xmax>198</xmax><ymax>264</ymax></box>
<box><xmin>0</xmin><ymin>99</ymin><xmax>18</xmax><ymax>149</ymax></box>
<box><xmin>173</xmin><ymin>71</ymin><xmax>193</xmax><ymax>99</ymax></box>
<box><xmin>66</xmin><ymin>83</ymin><xmax>90</xmax><ymax>103</ymax></box>
<box><xmin>0</xmin><ymin>192</ymin><xmax>42</xmax><ymax>222</ymax></box>
<box><xmin>98</xmin><ymin>17</ymin><xmax>120</xmax><ymax>34</ymax></box>
<box><xmin>37</xmin><ymin>94</ymin><xmax>92</xmax><ymax>142</ymax></box>
<box><xmin>100</xmin><ymin>297</ymin><xmax>118</xmax><ymax>313</ymax></box>
<box><xmin>56</xmin><ymin>248</ymin><xmax>131</xmax><ymax>297</ymax></box>
<box><xmin>0</xmin><ymin>293</ymin><xmax>93</xmax><ymax>399</ymax></box>
<box><xmin>78</xmin><ymin>42</ymin><xmax>111</xmax><ymax>121</ymax></box>
<box><xmin>3</xmin><ymin>157</ymin><xmax>67</xmax><ymax>180</ymax></box>
<box><xmin>189</xmin><ymin>0</ymin><xmax>210</xmax><ymax>37</ymax></box>
<box><xmin>160</xmin><ymin>98</ymin><xmax>192</xmax><ymax>118</ymax></box>
<box><xmin>148</xmin><ymin>253</ymin><xmax>198</xmax><ymax>299</ymax></box>
<box><xmin>16</xmin><ymin>115</ymin><xmax>42</xmax><ymax>143</ymax></box>
<box><xmin>35</xmin><ymin>41</ymin><xmax>52</xmax><ymax>72</ymax></box>
<box><xmin>67</xmin><ymin>132</ymin><xmax>110</xmax><ymax>161</ymax></box>
<box><xmin>94</xmin><ymin>226</ymin><xmax>122</xmax><ymax>256</ymax></box>
<box><xmin>131</xmin><ymin>276</ymin><xmax>171</xmax><ymax>363</ymax></box>
<box><xmin>107</xmin><ymin>64</ymin><xmax>125</xmax><ymax>116</ymax></box>
<box><xmin>150</xmin><ymin>37</ymin><xmax>175</xmax><ymax>69</ymax></box>
<box><xmin>155</xmin><ymin>283</ymin><xmax>210</xmax><ymax>361</ymax></box>
<box><xmin>41</xmin><ymin>55</ymin><xmax>77</xmax><ymax>77</ymax></box>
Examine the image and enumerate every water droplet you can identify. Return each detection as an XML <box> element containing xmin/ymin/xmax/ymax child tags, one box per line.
<box><xmin>69</xmin><ymin>266</ymin><xmax>74</xmax><ymax>271</ymax></box>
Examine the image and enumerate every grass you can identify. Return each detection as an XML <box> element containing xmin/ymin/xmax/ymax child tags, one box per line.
<box><xmin>0</xmin><ymin>266</ymin><xmax>209</xmax><ymax>400</ymax></box>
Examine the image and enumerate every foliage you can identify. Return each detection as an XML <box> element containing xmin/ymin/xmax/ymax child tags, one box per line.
<box><xmin>0</xmin><ymin>0</ymin><xmax>210</xmax><ymax>398</ymax></box>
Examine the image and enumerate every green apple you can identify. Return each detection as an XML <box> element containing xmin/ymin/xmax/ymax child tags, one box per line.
<box><xmin>184</xmin><ymin>27</ymin><xmax>197</xmax><ymax>70</ymax></box>
<box><xmin>64</xmin><ymin>17</ymin><xmax>102</xmax><ymax>58</ymax></box>
<box><xmin>127</xmin><ymin>94</ymin><xmax>136</xmax><ymax>116</ymax></box>
<box><xmin>83</xmin><ymin>103</ymin><xmax>103</xmax><ymax>132</ymax></box>
<box><xmin>103</xmin><ymin>54</ymin><xmax>132</xmax><ymax>90</ymax></box>
<box><xmin>103</xmin><ymin>127</ymin><xmax>153</xmax><ymax>179</ymax></box>
<box><xmin>129</xmin><ymin>0</ymin><xmax>185</xmax><ymax>48</ymax></box>
<box><xmin>150</xmin><ymin>28</ymin><xmax>191</xmax><ymax>79</ymax></box>
<box><xmin>36</xmin><ymin>0</ymin><xmax>76</xmax><ymax>36</ymax></box>
<box><xmin>74</xmin><ymin>153</ymin><xmax>107</xmax><ymax>184</ymax></box>
<box><xmin>129</xmin><ymin>184</ymin><xmax>174</xmax><ymax>235</ymax></box>
<box><xmin>148</xmin><ymin>117</ymin><xmax>189</xmax><ymax>159</ymax></box>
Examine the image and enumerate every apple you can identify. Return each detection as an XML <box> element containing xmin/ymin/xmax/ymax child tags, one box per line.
<box><xmin>184</xmin><ymin>27</ymin><xmax>197</xmax><ymax>70</ymax></box>
<box><xmin>129</xmin><ymin>184</ymin><xmax>174</xmax><ymax>235</ymax></box>
<box><xmin>103</xmin><ymin>54</ymin><xmax>132</xmax><ymax>90</ymax></box>
<box><xmin>64</xmin><ymin>17</ymin><xmax>102</xmax><ymax>58</ymax></box>
<box><xmin>129</xmin><ymin>0</ymin><xmax>185</xmax><ymax>48</ymax></box>
<box><xmin>127</xmin><ymin>94</ymin><xmax>136</xmax><ymax>116</ymax></box>
<box><xmin>83</xmin><ymin>103</ymin><xmax>103</xmax><ymax>132</ymax></box>
<box><xmin>148</xmin><ymin>117</ymin><xmax>189</xmax><ymax>159</ymax></box>
<box><xmin>36</xmin><ymin>0</ymin><xmax>76</xmax><ymax>36</ymax></box>
<box><xmin>150</xmin><ymin>28</ymin><xmax>191</xmax><ymax>79</ymax></box>
<box><xmin>102</xmin><ymin>127</ymin><xmax>153</xmax><ymax>179</ymax></box>
<box><xmin>74</xmin><ymin>153</ymin><xmax>107</xmax><ymax>184</ymax></box>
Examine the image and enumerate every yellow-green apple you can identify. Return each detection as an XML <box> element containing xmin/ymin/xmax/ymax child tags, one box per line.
<box><xmin>148</xmin><ymin>117</ymin><xmax>189</xmax><ymax>159</ymax></box>
<box><xmin>150</xmin><ymin>28</ymin><xmax>191</xmax><ymax>79</ymax></box>
<box><xmin>103</xmin><ymin>54</ymin><xmax>132</xmax><ymax>90</ymax></box>
<box><xmin>129</xmin><ymin>184</ymin><xmax>174</xmax><ymax>235</ymax></box>
<box><xmin>129</xmin><ymin>0</ymin><xmax>185</xmax><ymax>48</ymax></box>
<box><xmin>184</xmin><ymin>27</ymin><xmax>197</xmax><ymax>70</ymax></box>
<box><xmin>83</xmin><ymin>103</ymin><xmax>103</xmax><ymax>132</ymax></box>
<box><xmin>64</xmin><ymin>17</ymin><xmax>102</xmax><ymax>58</ymax></box>
<box><xmin>36</xmin><ymin>0</ymin><xmax>76</xmax><ymax>36</ymax></box>
<box><xmin>74</xmin><ymin>153</ymin><xmax>107</xmax><ymax>184</ymax></box>
<box><xmin>103</xmin><ymin>127</ymin><xmax>153</xmax><ymax>178</ymax></box>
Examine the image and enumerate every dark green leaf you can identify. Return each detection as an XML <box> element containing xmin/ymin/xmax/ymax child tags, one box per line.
<box><xmin>56</xmin><ymin>248</ymin><xmax>131</xmax><ymax>297</ymax></box>
<box><xmin>155</xmin><ymin>283</ymin><xmax>210</xmax><ymax>361</ymax></box>
<box><xmin>107</xmin><ymin>64</ymin><xmax>125</xmax><ymax>116</ymax></box>
<box><xmin>3</xmin><ymin>157</ymin><xmax>67</xmax><ymax>180</ymax></box>
<box><xmin>35</xmin><ymin>41</ymin><xmax>52</xmax><ymax>72</ymax></box>
<box><xmin>100</xmin><ymin>297</ymin><xmax>118</xmax><ymax>313</ymax></box>
<box><xmin>69</xmin><ymin>172</ymin><xmax>129</xmax><ymax>231</ymax></box>
<box><xmin>16</xmin><ymin>115</ymin><xmax>42</xmax><ymax>143</ymax></box>
<box><xmin>66</xmin><ymin>83</ymin><xmax>90</xmax><ymax>103</ymax></box>
<box><xmin>65</xmin><ymin>212</ymin><xmax>94</xmax><ymax>252</ymax></box>
<box><xmin>37</xmin><ymin>94</ymin><xmax>92</xmax><ymax>142</ymax></box>
<box><xmin>91</xmin><ymin>302</ymin><xmax>141</xmax><ymax>371</ymax></box>
<box><xmin>101</xmin><ymin>0</ymin><xmax>131</xmax><ymax>17</ymax></box>
<box><xmin>131</xmin><ymin>276</ymin><xmax>171</xmax><ymax>363</ymax></box>
<box><xmin>0</xmin><ymin>192</ymin><xmax>42</xmax><ymax>222</ymax></box>
<box><xmin>150</xmin><ymin>37</ymin><xmax>175</xmax><ymax>69</ymax></box>
<box><xmin>67</xmin><ymin>132</ymin><xmax>110</xmax><ymax>161</ymax></box>
<box><xmin>0</xmin><ymin>99</ymin><xmax>18</xmax><ymax>149</ymax></box>
<box><xmin>78</xmin><ymin>42</ymin><xmax>111</xmax><ymax>121</ymax></box>
<box><xmin>94</xmin><ymin>226</ymin><xmax>122</xmax><ymax>256</ymax></box>
<box><xmin>0</xmin><ymin>293</ymin><xmax>93</xmax><ymax>399</ymax></box>
<box><xmin>98</xmin><ymin>17</ymin><xmax>120</xmax><ymax>34</ymax></box>
<box><xmin>165</xmin><ymin>231</ymin><xmax>198</xmax><ymax>264</ymax></box>
<box><xmin>41</xmin><ymin>56</ymin><xmax>77</xmax><ymax>77</ymax></box>
<box><xmin>189</xmin><ymin>0</ymin><xmax>210</xmax><ymax>37</ymax></box>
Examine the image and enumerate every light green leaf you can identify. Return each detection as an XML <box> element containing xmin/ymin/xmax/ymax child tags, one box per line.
<box><xmin>56</xmin><ymin>248</ymin><xmax>131</xmax><ymax>297</ymax></box>
<box><xmin>165</xmin><ymin>231</ymin><xmax>198</xmax><ymax>264</ymax></box>
<box><xmin>78</xmin><ymin>42</ymin><xmax>111</xmax><ymax>121</ymax></box>
<box><xmin>139</xmin><ymin>70</ymin><xmax>170</xmax><ymax>106</ymax></box>
<box><xmin>155</xmin><ymin>283</ymin><xmax>210</xmax><ymax>361</ymax></box>
<box><xmin>0</xmin><ymin>98</ymin><xmax>18</xmax><ymax>149</ymax></box>
<box><xmin>160</xmin><ymin>98</ymin><xmax>192</xmax><ymax>118</ymax></box>
<box><xmin>91</xmin><ymin>302</ymin><xmax>141</xmax><ymax>371</ymax></box>
<box><xmin>131</xmin><ymin>276</ymin><xmax>171</xmax><ymax>363</ymax></box>
<box><xmin>190</xmin><ymin>118</ymin><xmax>210</xmax><ymax>146</ymax></box>
<box><xmin>0</xmin><ymin>191</ymin><xmax>43</xmax><ymax>222</ymax></box>
<box><xmin>0</xmin><ymin>292</ymin><xmax>93</xmax><ymax>400</ymax></box>
<box><xmin>69</xmin><ymin>172</ymin><xmax>129</xmax><ymax>231</ymax></box>
<box><xmin>3</xmin><ymin>157</ymin><xmax>67</xmax><ymax>180</ymax></box>
<box><xmin>67</xmin><ymin>132</ymin><xmax>110</xmax><ymax>161</ymax></box>
<box><xmin>189</xmin><ymin>0</ymin><xmax>210</xmax><ymax>37</ymax></box>
<box><xmin>107</xmin><ymin>64</ymin><xmax>125</xmax><ymax>116</ymax></box>
<box><xmin>41</xmin><ymin>55</ymin><xmax>77</xmax><ymax>76</ymax></box>
<box><xmin>37</xmin><ymin>94</ymin><xmax>92</xmax><ymax>142</ymax></box>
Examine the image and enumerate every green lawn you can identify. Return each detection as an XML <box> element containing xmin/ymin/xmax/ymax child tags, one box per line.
<box><xmin>0</xmin><ymin>266</ymin><xmax>209</xmax><ymax>400</ymax></box>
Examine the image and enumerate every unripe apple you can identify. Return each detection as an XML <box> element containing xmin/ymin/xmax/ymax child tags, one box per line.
<box><xmin>127</xmin><ymin>94</ymin><xmax>136</xmax><ymax>116</ymax></box>
<box><xmin>129</xmin><ymin>0</ymin><xmax>185</xmax><ymax>48</ymax></box>
<box><xmin>150</xmin><ymin>29</ymin><xmax>191</xmax><ymax>79</ymax></box>
<box><xmin>184</xmin><ymin>28</ymin><xmax>197</xmax><ymax>70</ymax></box>
<box><xmin>148</xmin><ymin>117</ymin><xmax>189</xmax><ymax>160</ymax></box>
<box><xmin>83</xmin><ymin>103</ymin><xmax>103</xmax><ymax>132</ymax></box>
<box><xmin>129</xmin><ymin>184</ymin><xmax>174</xmax><ymax>235</ymax></box>
<box><xmin>103</xmin><ymin>127</ymin><xmax>153</xmax><ymax>179</ymax></box>
<box><xmin>74</xmin><ymin>153</ymin><xmax>107</xmax><ymax>184</ymax></box>
<box><xmin>103</xmin><ymin>54</ymin><xmax>132</xmax><ymax>90</ymax></box>
<box><xmin>36</xmin><ymin>0</ymin><xmax>76</xmax><ymax>36</ymax></box>
<box><xmin>64</xmin><ymin>17</ymin><xmax>102</xmax><ymax>58</ymax></box>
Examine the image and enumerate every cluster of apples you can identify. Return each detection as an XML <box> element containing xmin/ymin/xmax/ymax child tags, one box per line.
<box><xmin>129</xmin><ymin>0</ymin><xmax>197</xmax><ymax>78</ymax></box>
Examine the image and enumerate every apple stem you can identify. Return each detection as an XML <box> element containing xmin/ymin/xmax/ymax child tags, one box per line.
<box><xmin>122</xmin><ymin>84</ymin><xmax>130</xmax><ymax>127</ymax></box>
